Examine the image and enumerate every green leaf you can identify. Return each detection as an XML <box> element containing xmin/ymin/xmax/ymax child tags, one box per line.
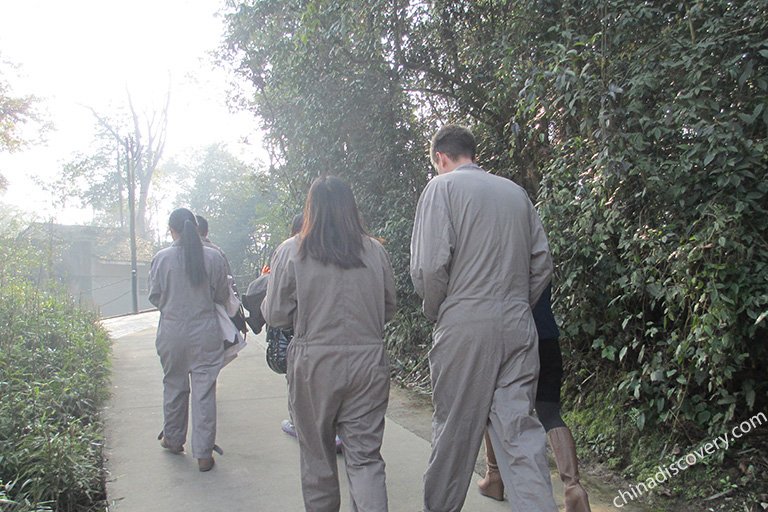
<box><xmin>619</xmin><ymin>346</ymin><xmax>628</xmax><ymax>361</ymax></box>
<box><xmin>746</xmin><ymin>388</ymin><xmax>756</xmax><ymax>409</ymax></box>
<box><xmin>636</xmin><ymin>412</ymin><xmax>646</xmax><ymax>431</ymax></box>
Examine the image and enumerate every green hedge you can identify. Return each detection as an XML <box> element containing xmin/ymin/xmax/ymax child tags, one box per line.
<box><xmin>533</xmin><ymin>0</ymin><xmax>768</xmax><ymax>435</ymax></box>
<box><xmin>0</xmin><ymin>243</ymin><xmax>111</xmax><ymax>512</ymax></box>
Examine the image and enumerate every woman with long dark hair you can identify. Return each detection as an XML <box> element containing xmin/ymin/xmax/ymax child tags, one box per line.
<box><xmin>148</xmin><ymin>208</ymin><xmax>230</xmax><ymax>472</ymax></box>
<box><xmin>262</xmin><ymin>176</ymin><xmax>396</xmax><ymax>511</ymax></box>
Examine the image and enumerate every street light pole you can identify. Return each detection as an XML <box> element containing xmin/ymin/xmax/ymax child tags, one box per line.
<box><xmin>126</xmin><ymin>139</ymin><xmax>139</xmax><ymax>314</ymax></box>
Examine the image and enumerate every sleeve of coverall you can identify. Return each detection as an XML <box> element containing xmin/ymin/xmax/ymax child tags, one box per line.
<box><xmin>209</xmin><ymin>251</ymin><xmax>230</xmax><ymax>306</ymax></box>
<box><xmin>381</xmin><ymin>244</ymin><xmax>397</xmax><ymax>323</ymax></box>
<box><xmin>528</xmin><ymin>199</ymin><xmax>553</xmax><ymax>307</ymax></box>
<box><xmin>261</xmin><ymin>243</ymin><xmax>296</xmax><ymax>329</ymax></box>
<box><xmin>148</xmin><ymin>255</ymin><xmax>162</xmax><ymax>308</ymax></box>
<box><xmin>410</xmin><ymin>180</ymin><xmax>455</xmax><ymax>322</ymax></box>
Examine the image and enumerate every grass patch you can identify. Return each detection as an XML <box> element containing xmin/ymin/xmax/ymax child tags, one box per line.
<box><xmin>563</xmin><ymin>377</ymin><xmax>768</xmax><ymax>511</ymax></box>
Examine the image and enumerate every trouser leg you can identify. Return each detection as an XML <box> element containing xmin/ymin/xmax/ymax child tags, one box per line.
<box><xmin>189</xmin><ymin>362</ymin><xmax>220</xmax><ymax>459</ymax></box>
<box><xmin>338</xmin><ymin>362</ymin><xmax>389</xmax><ymax>512</ymax></box>
<box><xmin>286</xmin><ymin>376</ymin><xmax>295</xmax><ymax>424</ymax></box>
<box><xmin>296</xmin><ymin>417</ymin><xmax>341</xmax><ymax>512</ymax></box>
<box><xmin>423</xmin><ymin>335</ymin><xmax>497</xmax><ymax>512</ymax></box>
<box><xmin>159</xmin><ymin>345</ymin><xmax>190</xmax><ymax>447</ymax></box>
<box><xmin>290</xmin><ymin>346</ymin><xmax>343</xmax><ymax>512</ymax></box>
<box><xmin>487</xmin><ymin>335</ymin><xmax>557</xmax><ymax>512</ymax></box>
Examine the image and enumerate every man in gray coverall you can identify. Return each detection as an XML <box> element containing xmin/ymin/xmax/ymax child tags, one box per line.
<box><xmin>410</xmin><ymin>125</ymin><xmax>558</xmax><ymax>512</ymax></box>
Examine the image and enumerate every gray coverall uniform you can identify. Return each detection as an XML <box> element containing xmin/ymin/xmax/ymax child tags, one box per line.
<box><xmin>148</xmin><ymin>243</ymin><xmax>230</xmax><ymax>459</ymax></box>
<box><xmin>202</xmin><ymin>237</ymin><xmax>233</xmax><ymax>276</ymax></box>
<box><xmin>410</xmin><ymin>163</ymin><xmax>557</xmax><ymax>512</ymax></box>
<box><xmin>262</xmin><ymin>235</ymin><xmax>397</xmax><ymax>512</ymax></box>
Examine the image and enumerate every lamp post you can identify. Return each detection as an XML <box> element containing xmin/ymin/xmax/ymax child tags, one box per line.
<box><xmin>126</xmin><ymin>139</ymin><xmax>139</xmax><ymax>314</ymax></box>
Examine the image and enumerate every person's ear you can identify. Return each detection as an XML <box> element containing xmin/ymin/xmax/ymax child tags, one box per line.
<box><xmin>434</xmin><ymin>151</ymin><xmax>445</xmax><ymax>170</ymax></box>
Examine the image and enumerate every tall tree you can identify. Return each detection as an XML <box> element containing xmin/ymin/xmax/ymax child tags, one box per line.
<box><xmin>221</xmin><ymin>0</ymin><xmax>434</xmax><ymax>372</ymax></box>
<box><xmin>49</xmin><ymin>89</ymin><xmax>169</xmax><ymax>236</ymax></box>
<box><xmin>90</xmin><ymin>90</ymin><xmax>169</xmax><ymax>237</ymax></box>
<box><xmin>0</xmin><ymin>57</ymin><xmax>45</xmax><ymax>193</ymax></box>
<box><xmin>172</xmin><ymin>144</ymin><xmax>283</xmax><ymax>280</ymax></box>
<box><xmin>221</xmin><ymin>0</ymin><xmax>427</xmax><ymax>279</ymax></box>
<box><xmin>52</xmin><ymin>131</ymin><xmax>126</xmax><ymax>227</ymax></box>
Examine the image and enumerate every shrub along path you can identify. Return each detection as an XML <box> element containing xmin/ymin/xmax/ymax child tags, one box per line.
<box><xmin>101</xmin><ymin>311</ymin><xmax>642</xmax><ymax>511</ymax></box>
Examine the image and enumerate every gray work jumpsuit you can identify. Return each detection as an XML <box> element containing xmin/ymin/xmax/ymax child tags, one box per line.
<box><xmin>410</xmin><ymin>163</ymin><xmax>557</xmax><ymax>512</ymax></box>
<box><xmin>148</xmin><ymin>243</ymin><xmax>230</xmax><ymax>459</ymax></box>
<box><xmin>262</xmin><ymin>235</ymin><xmax>397</xmax><ymax>512</ymax></box>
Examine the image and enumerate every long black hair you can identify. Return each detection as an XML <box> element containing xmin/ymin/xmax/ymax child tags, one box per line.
<box><xmin>298</xmin><ymin>176</ymin><xmax>367</xmax><ymax>269</ymax></box>
<box><xmin>168</xmin><ymin>208</ymin><xmax>207</xmax><ymax>286</ymax></box>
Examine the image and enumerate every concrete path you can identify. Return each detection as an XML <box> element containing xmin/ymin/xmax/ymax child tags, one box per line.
<box><xmin>101</xmin><ymin>312</ymin><xmax>643</xmax><ymax>512</ymax></box>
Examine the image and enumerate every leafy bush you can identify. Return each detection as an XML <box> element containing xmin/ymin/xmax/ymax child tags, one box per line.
<box><xmin>223</xmin><ymin>0</ymin><xmax>768</xmax><ymax>436</ymax></box>
<box><xmin>533</xmin><ymin>0</ymin><xmax>768</xmax><ymax>435</ymax></box>
<box><xmin>0</xmin><ymin>237</ymin><xmax>111</xmax><ymax>511</ymax></box>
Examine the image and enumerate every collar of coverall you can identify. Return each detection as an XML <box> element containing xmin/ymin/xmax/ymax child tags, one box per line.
<box><xmin>454</xmin><ymin>162</ymin><xmax>484</xmax><ymax>173</ymax></box>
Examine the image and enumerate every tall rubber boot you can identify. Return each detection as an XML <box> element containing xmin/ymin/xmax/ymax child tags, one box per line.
<box><xmin>548</xmin><ymin>427</ymin><xmax>591</xmax><ymax>512</ymax></box>
<box><xmin>477</xmin><ymin>430</ymin><xmax>504</xmax><ymax>501</ymax></box>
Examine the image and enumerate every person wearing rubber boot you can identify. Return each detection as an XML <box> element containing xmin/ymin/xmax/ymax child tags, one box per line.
<box><xmin>411</xmin><ymin>125</ymin><xmax>557</xmax><ymax>512</ymax></box>
<box><xmin>478</xmin><ymin>284</ymin><xmax>591</xmax><ymax>512</ymax></box>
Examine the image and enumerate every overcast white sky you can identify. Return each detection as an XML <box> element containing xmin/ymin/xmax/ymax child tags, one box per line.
<box><xmin>0</xmin><ymin>0</ymin><xmax>262</xmax><ymax>224</ymax></box>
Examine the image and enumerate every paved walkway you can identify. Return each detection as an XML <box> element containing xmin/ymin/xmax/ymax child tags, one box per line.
<box><xmin>101</xmin><ymin>312</ymin><xmax>642</xmax><ymax>511</ymax></box>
